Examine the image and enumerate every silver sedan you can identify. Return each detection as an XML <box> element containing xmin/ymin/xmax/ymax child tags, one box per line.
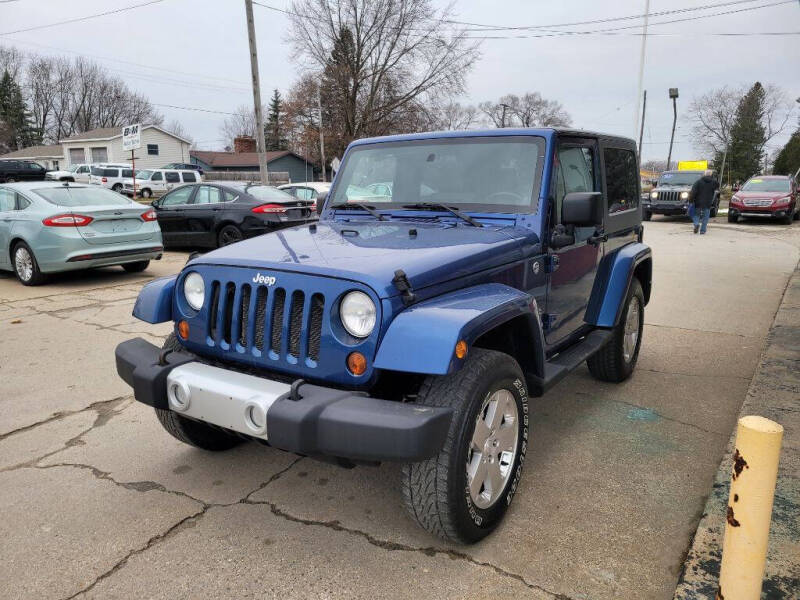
<box><xmin>0</xmin><ymin>182</ymin><xmax>163</xmax><ymax>285</ymax></box>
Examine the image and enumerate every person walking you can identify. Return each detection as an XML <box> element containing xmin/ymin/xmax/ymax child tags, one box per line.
<box><xmin>689</xmin><ymin>169</ymin><xmax>719</xmax><ymax>234</ymax></box>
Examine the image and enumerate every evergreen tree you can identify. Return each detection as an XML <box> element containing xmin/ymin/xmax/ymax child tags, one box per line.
<box><xmin>265</xmin><ymin>89</ymin><xmax>288</xmax><ymax>151</ymax></box>
<box><xmin>772</xmin><ymin>129</ymin><xmax>800</xmax><ymax>176</ymax></box>
<box><xmin>727</xmin><ymin>82</ymin><xmax>767</xmax><ymax>182</ymax></box>
<box><xmin>0</xmin><ymin>70</ymin><xmax>38</xmax><ymax>150</ymax></box>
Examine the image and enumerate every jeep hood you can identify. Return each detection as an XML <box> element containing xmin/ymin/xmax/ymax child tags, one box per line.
<box><xmin>190</xmin><ymin>221</ymin><xmax>539</xmax><ymax>298</ymax></box>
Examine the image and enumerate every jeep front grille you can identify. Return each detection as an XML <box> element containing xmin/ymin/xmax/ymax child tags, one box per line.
<box><xmin>207</xmin><ymin>281</ymin><xmax>325</xmax><ymax>363</ymax></box>
<box><xmin>656</xmin><ymin>190</ymin><xmax>682</xmax><ymax>202</ymax></box>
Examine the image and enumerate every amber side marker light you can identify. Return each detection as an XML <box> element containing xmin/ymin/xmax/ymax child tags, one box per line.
<box><xmin>347</xmin><ymin>352</ymin><xmax>367</xmax><ymax>376</ymax></box>
<box><xmin>177</xmin><ymin>320</ymin><xmax>190</xmax><ymax>340</ymax></box>
<box><xmin>455</xmin><ymin>340</ymin><xmax>468</xmax><ymax>360</ymax></box>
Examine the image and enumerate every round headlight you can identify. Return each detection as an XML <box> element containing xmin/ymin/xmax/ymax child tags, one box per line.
<box><xmin>340</xmin><ymin>291</ymin><xmax>376</xmax><ymax>338</ymax></box>
<box><xmin>650</xmin><ymin>191</ymin><xmax>658</xmax><ymax>199</ymax></box>
<box><xmin>183</xmin><ymin>272</ymin><xmax>205</xmax><ymax>311</ymax></box>
<box><xmin>680</xmin><ymin>191</ymin><xmax>689</xmax><ymax>200</ymax></box>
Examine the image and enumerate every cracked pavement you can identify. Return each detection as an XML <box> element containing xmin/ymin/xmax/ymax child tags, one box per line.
<box><xmin>1</xmin><ymin>219</ymin><xmax>799</xmax><ymax>599</ymax></box>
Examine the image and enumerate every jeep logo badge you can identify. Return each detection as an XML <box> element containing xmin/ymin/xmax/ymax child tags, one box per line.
<box><xmin>252</xmin><ymin>273</ymin><xmax>277</xmax><ymax>286</ymax></box>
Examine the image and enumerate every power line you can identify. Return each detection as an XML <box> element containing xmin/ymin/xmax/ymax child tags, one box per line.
<box><xmin>0</xmin><ymin>0</ymin><xmax>165</xmax><ymax>36</ymax></box>
<box><xmin>152</xmin><ymin>103</ymin><xmax>238</xmax><ymax>116</ymax></box>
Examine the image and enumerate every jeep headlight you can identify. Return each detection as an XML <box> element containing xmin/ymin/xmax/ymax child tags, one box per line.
<box><xmin>183</xmin><ymin>272</ymin><xmax>205</xmax><ymax>311</ymax></box>
<box><xmin>680</xmin><ymin>191</ymin><xmax>689</xmax><ymax>200</ymax></box>
<box><xmin>340</xmin><ymin>291</ymin><xmax>376</xmax><ymax>338</ymax></box>
<box><xmin>650</xmin><ymin>191</ymin><xmax>658</xmax><ymax>199</ymax></box>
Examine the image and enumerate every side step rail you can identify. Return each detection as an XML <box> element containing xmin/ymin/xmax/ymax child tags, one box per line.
<box><xmin>525</xmin><ymin>329</ymin><xmax>613</xmax><ymax>396</ymax></box>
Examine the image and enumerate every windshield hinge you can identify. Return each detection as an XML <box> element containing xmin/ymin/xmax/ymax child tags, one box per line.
<box><xmin>392</xmin><ymin>269</ymin><xmax>416</xmax><ymax>306</ymax></box>
<box><xmin>545</xmin><ymin>255</ymin><xmax>560</xmax><ymax>273</ymax></box>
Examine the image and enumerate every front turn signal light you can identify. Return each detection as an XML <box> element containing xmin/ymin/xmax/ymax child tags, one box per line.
<box><xmin>177</xmin><ymin>320</ymin><xmax>189</xmax><ymax>340</ymax></box>
<box><xmin>347</xmin><ymin>352</ymin><xmax>367</xmax><ymax>376</ymax></box>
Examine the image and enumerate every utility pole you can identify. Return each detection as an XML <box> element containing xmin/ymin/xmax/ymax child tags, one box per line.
<box><xmin>244</xmin><ymin>0</ymin><xmax>269</xmax><ymax>185</ymax></box>
<box><xmin>638</xmin><ymin>90</ymin><xmax>647</xmax><ymax>164</ymax></box>
<box><xmin>634</xmin><ymin>0</ymin><xmax>651</xmax><ymax>138</ymax></box>
<box><xmin>667</xmin><ymin>87</ymin><xmax>679</xmax><ymax>170</ymax></box>
<box><xmin>317</xmin><ymin>88</ymin><xmax>326</xmax><ymax>182</ymax></box>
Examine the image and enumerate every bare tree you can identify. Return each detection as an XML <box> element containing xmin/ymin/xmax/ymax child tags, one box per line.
<box><xmin>219</xmin><ymin>104</ymin><xmax>261</xmax><ymax>148</ymax></box>
<box><xmin>760</xmin><ymin>84</ymin><xmax>793</xmax><ymax>168</ymax></box>
<box><xmin>0</xmin><ymin>46</ymin><xmax>24</xmax><ymax>80</ymax></box>
<box><xmin>287</xmin><ymin>0</ymin><xmax>480</xmax><ymax>158</ymax></box>
<box><xmin>164</xmin><ymin>119</ymin><xmax>193</xmax><ymax>145</ymax></box>
<box><xmin>427</xmin><ymin>101</ymin><xmax>479</xmax><ymax>130</ymax></box>
<box><xmin>687</xmin><ymin>86</ymin><xmax>742</xmax><ymax>158</ymax></box>
<box><xmin>479</xmin><ymin>93</ymin><xmax>571</xmax><ymax>128</ymax></box>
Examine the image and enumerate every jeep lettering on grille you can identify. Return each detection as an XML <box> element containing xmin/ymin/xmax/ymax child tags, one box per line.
<box><xmin>252</xmin><ymin>273</ymin><xmax>277</xmax><ymax>286</ymax></box>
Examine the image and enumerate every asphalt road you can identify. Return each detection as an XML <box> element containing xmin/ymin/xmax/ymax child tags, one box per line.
<box><xmin>1</xmin><ymin>216</ymin><xmax>798</xmax><ymax>600</ymax></box>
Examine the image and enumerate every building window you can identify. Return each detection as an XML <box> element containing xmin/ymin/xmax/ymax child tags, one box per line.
<box><xmin>52</xmin><ymin>160</ymin><xmax>59</xmax><ymax>170</ymax></box>
<box><xmin>69</xmin><ymin>148</ymin><xmax>85</xmax><ymax>165</ymax></box>
<box><xmin>147</xmin><ymin>144</ymin><xmax>159</xmax><ymax>156</ymax></box>
<box><xmin>90</xmin><ymin>147</ymin><xmax>108</xmax><ymax>163</ymax></box>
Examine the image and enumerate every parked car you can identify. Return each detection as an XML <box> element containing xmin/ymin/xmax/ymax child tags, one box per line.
<box><xmin>161</xmin><ymin>162</ymin><xmax>204</xmax><ymax>175</ymax></box>
<box><xmin>152</xmin><ymin>182</ymin><xmax>316</xmax><ymax>248</ymax></box>
<box><xmin>0</xmin><ymin>159</ymin><xmax>47</xmax><ymax>183</ymax></box>
<box><xmin>89</xmin><ymin>165</ymin><xmax>135</xmax><ymax>193</ymax></box>
<box><xmin>641</xmin><ymin>170</ymin><xmax>719</xmax><ymax>220</ymax></box>
<box><xmin>728</xmin><ymin>175</ymin><xmax>798</xmax><ymax>224</ymax></box>
<box><xmin>46</xmin><ymin>163</ymin><xmax>129</xmax><ymax>183</ymax></box>
<box><xmin>115</xmin><ymin>128</ymin><xmax>652</xmax><ymax>543</ymax></box>
<box><xmin>0</xmin><ymin>182</ymin><xmax>163</xmax><ymax>285</ymax></box>
<box><xmin>121</xmin><ymin>169</ymin><xmax>201</xmax><ymax>198</ymax></box>
<box><xmin>278</xmin><ymin>181</ymin><xmax>331</xmax><ymax>210</ymax></box>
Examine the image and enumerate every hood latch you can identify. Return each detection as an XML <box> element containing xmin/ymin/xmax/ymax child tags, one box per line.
<box><xmin>392</xmin><ymin>269</ymin><xmax>416</xmax><ymax>306</ymax></box>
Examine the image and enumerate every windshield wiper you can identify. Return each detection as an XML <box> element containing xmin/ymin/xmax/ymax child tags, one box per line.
<box><xmin>330</xmin><ymin>202</ymin><xmax>387</xmax><ymax>221</ymax></box>
<box><xmin>401</xmin><ymin>202</ymin><xmax>482</xmax><ymax>227</ymax></box>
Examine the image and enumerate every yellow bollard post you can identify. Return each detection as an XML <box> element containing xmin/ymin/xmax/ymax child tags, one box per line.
<box><xmin>717</xmin><ymin>415</ymin><xmax>784</xmax><ymax>600</ymax></box>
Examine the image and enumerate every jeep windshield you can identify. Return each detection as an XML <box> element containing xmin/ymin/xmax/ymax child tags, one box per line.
<box><xmin>328</xmin><ymin>136</ymin><xmax>545</xmax><ymax>213</ymax></box>
<box><xmin>657</xmin><ymin>171</ymin><xmax>702</xmax><ymax>187</ymax></box>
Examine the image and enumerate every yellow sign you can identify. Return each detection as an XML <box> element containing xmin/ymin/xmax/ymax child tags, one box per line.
<box><xmin>678</xmin><ymin>160</ymin><xmax>708</xmax><ymax>171</ymax></box>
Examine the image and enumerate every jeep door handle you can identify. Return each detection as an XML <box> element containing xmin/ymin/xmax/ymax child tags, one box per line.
<box><xmin>588</xmin><ymin>233</ymin><xmax>607</xmax><ymax>246</ymax></box>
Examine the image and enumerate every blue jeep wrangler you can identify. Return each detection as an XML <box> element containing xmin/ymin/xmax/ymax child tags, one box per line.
<box><xmin>116</xmin><ymin>128</ymin><xmax>652</xmax><ymax>543</ymax></box>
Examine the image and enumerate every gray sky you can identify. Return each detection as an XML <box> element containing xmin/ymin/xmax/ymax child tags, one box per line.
<box><xmin>2</xmin><ymin>0</ymin><xmax>798</xmax><ymax>163</ymax></box>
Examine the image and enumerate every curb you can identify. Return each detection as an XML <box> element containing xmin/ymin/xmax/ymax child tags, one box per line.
<box><xmin>673</xmin><ymin>261</ymin><xmax>800</xmax><ymax>598</ymax></box>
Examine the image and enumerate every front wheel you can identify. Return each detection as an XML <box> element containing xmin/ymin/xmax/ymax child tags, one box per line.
<box><xmin>643</xmin><ymin>210</ymin><xmax>652</xmax><ymax>221</ymax></box>
<box><xmin>112</xmin><ymin>183</ymin><xmax>123</xmax><ymax>193</ymax></box>
<box><xmin>402</xmin><ymin>348</ymin><xmax>529</xmax><ymax>543</ymax></box>
<box><xmin>728</xmin><ymin>212</ymin><xmax>739</xmax><ymax>223</ymax></box>
<box><xmin>781</xmin><ymin>211</ymin><xmax>793</xmax><ymax>225</ymax></box>
<box><xmin>587</xmin><ymin>278</ymin><xmax>644</xmax><ymax>383</ymax></box>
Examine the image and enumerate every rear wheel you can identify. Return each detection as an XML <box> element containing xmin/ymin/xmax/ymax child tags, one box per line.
<box><xmin>402</xmin><ymin>348</ymin><xmax>528</xmax><ymax>543</ymax></box>
<box><xmin>587</xmin><ymin>279</ymin><xmax>644</xmax><ymax>383</ymax></box>
<box><xmin>13</xmin><ymin>242</ymin><xmax>47</xmax><ymax>286</ymax></box>
<box><xmin>154</xmin><ymin>334</ymin><xmax>243</xmax><ymax>451</ymax></box>
<box><xmin>122</xmin><ymin>260</ymin><xmax>150</xmax><ymax>273</ymax></box>
<box><xmin>141</xmin><ymin>188</ymin><xmax>152</xmax><ymax>198</ymax></box>
<box><xmin>218</xmin><ymin>224</ymin><xmax>243</xmax><ymax>247</ymax></box>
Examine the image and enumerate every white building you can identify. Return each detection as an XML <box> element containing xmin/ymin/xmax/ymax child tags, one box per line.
<box><xmin>59</xmin><ymin>125</ymin><xmax>192</xmax><ymax>168</ymax></box>
<box><xmin>0</xmin><ymin>144</ymin><xmax>64</xmax><ymax>170</ymax></box>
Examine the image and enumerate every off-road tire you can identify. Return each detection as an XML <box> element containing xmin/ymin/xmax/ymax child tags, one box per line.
<box><xmin>710</xmin><ymin>206</ymin><xmax>717</xmax><ymax>218</ymax></box>
<box><xmin>12</xmin><ymin>241</ymin><xmax>47</xmax><ymax>286</ymax></box>
<box><xmin>402</xmin><ymin>348</ymin><xmax>529</xmax><ymax>544</ymax></box>
<box><xmin>122</xmin><ymin>260</ymin><xmax>150</xmax><ymax>273</ymax></box>
<box><xmin>727</xmin><ymin>212</ymin><xmax>739</xmax><ymax>223</ymax></box>
<box><xmin>587</xmin><ymin>278</ymin><xmax>644</xmax><ymax>383</ymax></box>
<box><xmin>154</xmin><ymin>334</ymin><xmax>243</xmax><ymax>451</ymax></box>
<box><xmin>643</xmin><ymin>210</ymin><xmax>652</xmax><ymax>221</ymax></box>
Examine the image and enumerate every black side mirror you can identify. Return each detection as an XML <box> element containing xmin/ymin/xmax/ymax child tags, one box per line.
<box><xmin>316</xmin><ymin>191</ymin><xmax>328</xmax><ymax>214</ymax></box>
<box><xmin>562</xmin><ymin>192</ymin><xmax>603</xmax><ymax>227</ymax></box>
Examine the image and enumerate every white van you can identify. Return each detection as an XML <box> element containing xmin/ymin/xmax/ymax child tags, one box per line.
<box><xmin>121</xmin><ymin>169</ymin><xmax>202</xmax><ymax>198</ymax></box>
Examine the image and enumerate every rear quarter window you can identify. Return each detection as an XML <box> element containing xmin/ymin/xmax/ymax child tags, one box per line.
<box><xmin>182</xmin><ymin>172</ymin><xmax>197</xmax><ymax>183</ymax></box>
<box><xmin>603</xmin><ymin>147</ymin><xmax>639</xmax><ymax>214</ymax></box>
<box><xmin>165</xmin><ymin>172</ymin><xmax>180</xmax><ymax>183</ymax></box>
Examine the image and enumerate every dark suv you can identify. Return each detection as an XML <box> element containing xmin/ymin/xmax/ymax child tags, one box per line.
<box><xmin>0</xmin><ymin>159</ymin><xmax>47</xmax><ymax>183</ymax></box>
<box><xmin>115</xmin><ymin>128</ymin><xmax>652</xmax><ymax>543</ymax></box>
<box><xmin>642</xmin><ymin>170</ymin><xmax>720</xmax><ymax>220</ymax></box>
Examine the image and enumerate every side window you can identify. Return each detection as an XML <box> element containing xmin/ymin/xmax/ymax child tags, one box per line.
<box><xmin>554</xmin><ymin>145</ymin><xmax>595</xmax><ymax>223</ymax></box>
<box><xmin>223</xmin><ymin>190</ymin><xmax>238</xmax><ymax>202</ymax></box>
<box><xmin>298</xmin><ymin>188</ymin><xmax>316</xmax><ymax>200</ymax></box>
<box><xmin>122</xmin><ymin>169</ymin><xmax>133</xmax><ymax>178</ymax></box>
<box><xmin>0</xmin><ymin>188</ymin><xmax>15</xmax><ymax>211</ymax></box>
<box><xmin>16</xmin><ymin>195</ymin><xmax>30</xmax><ymax>209</ymax></box>
<box><xmin>161</xmin><ymin>186</ymin><xmax>194</xmax><ymax>206</ymax></box>
<box><xmin>165</xmin><ymin>172</ymin><xmax>180</xmax><ymax>183</ymax></box>
<box><xmin>91</xmin><ymin>167</ymin><xmax>104</xmax><ymax>176</ymax></box>
<box><xmin>182</xmin><ymin>172</ymin><xmax>197</xmax><ymax>183</ymax></box>
<box><xmin>603</xmin><ymin>148</ymin><xmax>639</xmax><ymax>215</ymax></box>
<box><xmin>151</xmin><ymin>171</ymin><xmax>163</xmax><ymax>181</ymax></box>
<box><xmin>78</xmin><ymin>166</ymin><xmax>89</xmax><ymax>174</ymax></box>
<box><xmin>193</xmin><ymin>186</ymin><xmax>221</xmax><ymax>204</ymax></box>
<box><xmin>147</xmin><ymin>144</ymin><xmax>159</xmax><ymax>156</ymax></box>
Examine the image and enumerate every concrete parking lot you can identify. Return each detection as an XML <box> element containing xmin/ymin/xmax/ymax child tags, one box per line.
<box><xmin>1</xmin><ymin>217</ymin><xmax>798</xmax><ymax>600</ymax></box>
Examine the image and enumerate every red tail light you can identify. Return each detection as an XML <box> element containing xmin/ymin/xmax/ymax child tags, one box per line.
<box><xmin>141</xmin><ymin>209</ymin><xmax>158</xmax><ymax>222</ymax></box>
<box><xmin>43</xmin><ymin>214</ymin><xmax>93</xmax><ymax>227</ymax></box>
<box><xmin>252</xmin><ymin>203</ymin><xmax>286</xmax><ymax>214</ymax></box>
<box><xmin>101</xmin><ymin>177</ymin><xmax>108</xmax><ymax>183</ymax></box>
<box><xmin>310</xmin><ymin>200</ymin><xmax>317</xmax><ymax>212</ymax></box>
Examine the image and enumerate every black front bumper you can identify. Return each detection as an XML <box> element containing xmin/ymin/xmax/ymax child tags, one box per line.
<box><xmin>115</xmin><ymin>338</ymin><xmax>452</xmax><ymax>462</ymax></box>
<box><xmin>644</xmin><ymin>203</ymin><xmax>689</xmax><ymax>215</ymax></box>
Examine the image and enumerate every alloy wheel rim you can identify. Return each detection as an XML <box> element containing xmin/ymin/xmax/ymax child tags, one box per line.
<box><xmin>15</xmin><ymin>247</ymin><xmax>33</xmax><ymax>281</ymax></box>
<box><xmin>466</xmin><ymin>388</ymin><xmax>519</xmax><ymax>510</ymax></box>
<box><xmin>623</xmin><ymin>297</ymin><xmax>641</xmax><ymax>363</ymax></box>
<box><xmin>222</xmin><ymin>229</ymin><xmax>242</xmax><ymax>245</ymax></box>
